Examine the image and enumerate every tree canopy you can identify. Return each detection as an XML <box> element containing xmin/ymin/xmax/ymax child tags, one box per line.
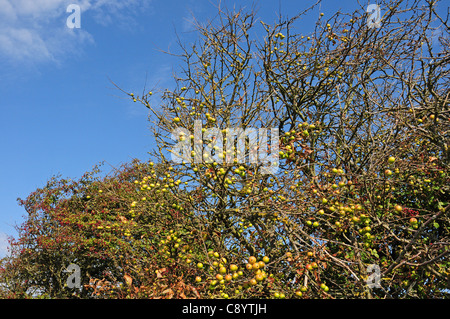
<box><xmin>1</xmin><ymin>0</ymin><xmax>449</xmax><ymax>299</ymax></box>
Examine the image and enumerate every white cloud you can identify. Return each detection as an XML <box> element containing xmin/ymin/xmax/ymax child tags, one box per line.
<box><xmin>0</xmin><ymin>0</ymin><xmax>152</xmax><ymax>65</ymax></box>
<box><xmin>0</xmin><ymin>233</ymin><xmax>10</xmax><ymax>258</ymax></box>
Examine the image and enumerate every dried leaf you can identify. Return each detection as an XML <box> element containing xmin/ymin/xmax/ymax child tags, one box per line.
<box><xmin>124</xmin><ymin>274</ymin><xmax>133</xmax><ymax>286</ymax></box>
<box><xmin>119</xmin><ymin>216</ymin><xmax>128</xmax><ymax>223</ymax></box>
<box><xmin>191</xmin><ymin>286</ymin><xmax>201</xmax><ymax>298</ymax></box>
<box><xmin>156</xmin><ymin>268</ymin><xmax>166</xmax><ymax>278</ymax></box>
<box><xmin>162</xmin><ymin>288</ymin><xmax>174</xmax><ymax>299</ymax></box>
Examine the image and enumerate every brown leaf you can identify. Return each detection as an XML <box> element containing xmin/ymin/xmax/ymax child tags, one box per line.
<box><xmin>119</xmin><ymin>216</ymin><xmax>128</xmax><ymax>223</ymax></box>
<box><xmin>162</xmin><ymin>288</ymin><xmax>174</xmax><ymax>299</ymax></box>
<box><xmin>191</xmin><ymin>286</ymin><xmax>201</xmax><ymax>298</ymax></box>
<box><xmin>156</xmin><ymin>268</ymin><xmax>166</xmax><ymax>278</ymax></box>
<box><xmin>124</xmin><ymin>274</ymin><xmax>133</xmax><ymax>286</ymax></box>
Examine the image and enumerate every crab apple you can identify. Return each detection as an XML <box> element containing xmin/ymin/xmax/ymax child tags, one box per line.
<box><xmin>395</xmin><ymin>205</ymin><xmax>403</xmax><ymax>212</ymax></box>
<box><xmin>295</xmin><ymin>291</ymin><xmax>303</xmax><ymax>297</ymax></box>
<box><xmin>197</xmin><ymin>263</ymin><xmax>204</xmax><ymax>269</ymax></box>
<box><xmin>230</xmin><ymin>264</ymin><xmax>238</xmax><ymax>272</ymax></box>
<box><xmin>385</xmin><ymin>169</ymin><xmax>393</xmax><ymax>176</ymax></box>
<box><xmin>225</xmin><ymin>274</ymin><xmax>232</xmax><ymax>281</ymax></box>
<box><xmin>173</xmin><ymin>117</ymin><xmax>181</xmax><ymax>123</ymax></box>
<box><xmin>248</xmin><ymin>256</ymin><xmax>257</xmax><ymax>264</ymax></box>
<box><xmin>262</xmin><ymin>256</ymin><xmax>270</xmax><ymax>263</ymax></box>
<box><xmin>252</xmin><ymin>263</ymin><xmax>260</xmax><ymax>270</ymax></box>
<box><xmin>388</xmin><ymin>156</ymin><xmax>396</xmax><ymax>163</ymax></box>
<box><xmin>215</xmin><ymin>274</ymin><xmax>223</xmax><ymax>281</ymax></box>
<box><xmin>258</xmin><ymin>261</ymin><xmax>265</xmax><ymax>268</ymax></box>
<box><xmin>255</xmin><ymin>273</ymin><xmax>264</xmax><ymax>282</ymax></box>
<box><xmin>409</xmin><ymin>217</ymin><xmax>418</xmax><ymax>224</ymax></box>
<box><xmin>195</xmin><ymin>276</ymin><xmax>202</xmax><ymax>282</ymax></box>
<box><xmin>249</xmin><ymin>278</ymin><xmax>257</xmax><ymax>286</ymax></box>
<box><xmin>305</xmin><ymin>264</ymin><xmax>313</xmax><ymax>270</ymax></box>
<box><xmin>219</xmin><ymin>266</ymin><xmax>227</xmax><ymax>274</ymax></box>
<box><xmin>246</xmin><ymin>263</ymin><xmax>253</xmax><ymax>270</ymax></box>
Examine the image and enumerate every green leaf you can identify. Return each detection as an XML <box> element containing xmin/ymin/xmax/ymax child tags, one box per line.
<box><xmin>433</xmin><ymin>222</ymin><xmax>439</xmax><ymax>229</ymax></box>
<box><xmin>371</xmin><ymin>249</ymin><xmax>379</xmax><ymax>258</ymax></box>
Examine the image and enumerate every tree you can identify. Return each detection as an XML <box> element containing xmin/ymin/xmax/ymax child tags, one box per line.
<box><xmin>1</xmin><ymin>0</ymin><xmax>448</xmax><ymax>299</ymax></box>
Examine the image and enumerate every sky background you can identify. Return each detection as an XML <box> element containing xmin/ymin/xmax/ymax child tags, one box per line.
<box><xmin>0</xmin><ymin>0</ymin><xmax>330</xmax><ymax>258</ymax></box>
<box><xmin>0</xmin><ymin>0</ymin><xmax>445</xmax><ymax>258</ymax></box>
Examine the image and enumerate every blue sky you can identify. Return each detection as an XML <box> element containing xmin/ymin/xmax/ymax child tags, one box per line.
<box><xmin>0</xmin><ymin>0</ymin><xmax>338</xmax><ymax>258</ymax></box>
<box><xmin>4</xmin><ymin>0</ymin><xmax>444</xmax><ymax>258</ymax></box>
